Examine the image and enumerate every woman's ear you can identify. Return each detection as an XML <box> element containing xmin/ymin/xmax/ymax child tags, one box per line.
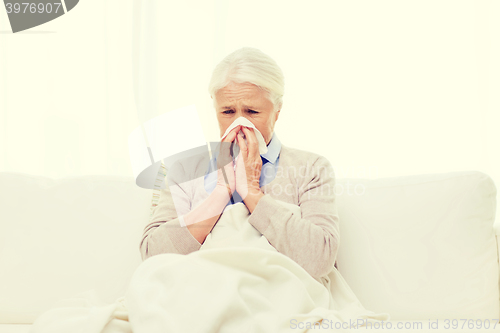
<box><xmin>275</xmin><ymin>110</ymin><xmax>280</xmax><ymax>122</ymax></box>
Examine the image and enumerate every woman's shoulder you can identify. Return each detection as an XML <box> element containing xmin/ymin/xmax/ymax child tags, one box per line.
<box><xmin>279</xmin><ymin>144</ymin><xmax>335</xmax><ymax>182</ymax></box>
<box><xmin>280</xmin><ymin>144</ymin><xmax>331</xmax><ymax>167</ymax></box>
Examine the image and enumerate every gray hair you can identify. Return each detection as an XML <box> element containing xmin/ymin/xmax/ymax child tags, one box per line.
<box><xmin>208</xmin><ymin>47</ymin><xmax>284</xmax><ymax>111</ymax></box>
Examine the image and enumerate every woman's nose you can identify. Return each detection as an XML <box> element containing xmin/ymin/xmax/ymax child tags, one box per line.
<box><xmin>234</xmin><ymin>111</ymin><xmax>248</xmax><ymax>120</ymax></box>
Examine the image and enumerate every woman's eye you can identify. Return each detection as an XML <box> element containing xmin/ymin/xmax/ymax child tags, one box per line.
<box><xmin>221</xmin><ymin>110</ymin><xmax>258</xmax><ymax>114</ymax></box>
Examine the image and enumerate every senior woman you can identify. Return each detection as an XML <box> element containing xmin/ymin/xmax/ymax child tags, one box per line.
<box><xmin>140</xmin><ymin>47</ymin><xmax>339</xmax><ymax>280</ymax></box>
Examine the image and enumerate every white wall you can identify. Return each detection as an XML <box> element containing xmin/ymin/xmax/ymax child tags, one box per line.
<box><xmin>1</xmin><ymin>0</ymin><xmax>499</xmax><ymax>219</ymax></box>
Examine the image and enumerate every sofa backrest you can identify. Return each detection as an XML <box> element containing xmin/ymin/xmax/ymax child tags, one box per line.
<box><xmin>335</xmin><ymin>170</ymin><xmax>499</xmax><ymax>320</ymax></box>
<box><xmin>0</xmin><ymin>173</ymin><xmax>151</xmax><ymax>324</ymax></box>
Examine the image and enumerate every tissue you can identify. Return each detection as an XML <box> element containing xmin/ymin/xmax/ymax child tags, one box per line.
<box><xmin>220</xmin><ymin>117</ymin><xmax>268</xmax><ymax>155</ymax></box>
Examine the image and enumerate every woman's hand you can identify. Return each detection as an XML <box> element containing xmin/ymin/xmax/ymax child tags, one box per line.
<box><xmin>215</xmin><ymin>125</ymin><xmax>241</xmax><ymax>195</ymax></box>
<box><xmin>235</xmin><ymin>126</ymin><xmax>264</xmax><ymax>201</ymax></box>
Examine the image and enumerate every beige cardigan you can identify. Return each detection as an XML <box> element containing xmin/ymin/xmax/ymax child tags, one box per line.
<box><xmin>140</xmin><ymin>143</ymin><xmax>340</xmax><ymax>279</ymax></box>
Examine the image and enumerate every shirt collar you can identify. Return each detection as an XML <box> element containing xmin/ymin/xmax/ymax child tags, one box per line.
<box><xmin>261</xmin><ymin>132</ymin><xmax>281</xmax><ymax>164</ymax></box>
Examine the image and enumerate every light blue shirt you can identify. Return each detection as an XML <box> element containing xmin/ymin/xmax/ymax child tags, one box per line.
<box><xmin>204</xmin><ymin>132</ymin><xmax>282</xmax><ymax>205</ymax></box>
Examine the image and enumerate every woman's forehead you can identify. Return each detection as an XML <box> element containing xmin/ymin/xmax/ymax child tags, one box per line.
<box><xmin>216</xmin><ymin>84</ymin><xmax>271</xmax><ymax>106</ymax></box>
<box><xmin>218</xmin><ymin>82</ymin><xmax>260</xmax><ymax>96</ymax></box>
<box><xmin>216</xmin><ymin>96</ymin><xmax>272</xmax><ymax>110</ymax></box>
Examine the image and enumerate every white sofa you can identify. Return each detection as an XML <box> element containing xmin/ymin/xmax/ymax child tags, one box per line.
<box><xmin>0</xmin><ymin>170</ymin><xmax>499</xmax><ymax>332</ymax></box>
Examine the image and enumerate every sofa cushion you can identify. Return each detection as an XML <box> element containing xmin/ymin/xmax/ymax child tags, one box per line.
<box><xmin>335</xmin><ymin>170</ymin><xmax>499</xmax><ymax>320</ymax></box>
<box><xmin>0</xmin><ymin>173</ymin><xmax>151</xmax><ymax>324</ymax></box>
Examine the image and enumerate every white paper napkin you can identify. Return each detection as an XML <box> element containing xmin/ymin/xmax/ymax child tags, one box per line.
<box><xmin>220</xmin><ymin>117</ymin><xmax>268</xmax><ymax>155</ymax></box>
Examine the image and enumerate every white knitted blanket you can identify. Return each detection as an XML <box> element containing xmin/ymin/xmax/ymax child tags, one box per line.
<box><xmin>31</xmin><ymin>201</ymin><xmax>390</xmax><ymax>333</ymax></box>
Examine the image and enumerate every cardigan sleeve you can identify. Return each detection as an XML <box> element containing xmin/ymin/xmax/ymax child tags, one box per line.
<box><xmin>247</xmin><ymin>155</ymin><xmax>340</xmax><ymax>279</ymax></box>
<box><xmin>139</xmin><ymin>161</ymin><xmax>202</xmax><ymax>261</ymax></box>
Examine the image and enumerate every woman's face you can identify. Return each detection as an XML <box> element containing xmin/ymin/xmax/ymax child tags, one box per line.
<box><xmin>214</xmin><ymin>81</ymin><xmax>280</xmax><ymax>145</ymax></box>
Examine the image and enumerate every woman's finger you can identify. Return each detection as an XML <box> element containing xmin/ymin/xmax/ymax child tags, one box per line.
<box><xmin>235</xmin><ymin>131</ymin><xmax>247</xmax><ymax>158</ymax></box>
<box><xmin>222</xmin><ymin>125</ymin><xmax>241</xmax><ymax>143</ymax></box>
<box><xmin>221</xmin><ymin>125</ymin><xmax>241</xmax><ymax>157</ymax></box>
<box><xmin>218</xmin><ymin>126</ymin><xmax>240</xmax><ymax>169</ymax></box>
<box><xmin>241</xmin><ymin>127</ymin><xmax>258</xmax><ymax>158</ymax></box>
